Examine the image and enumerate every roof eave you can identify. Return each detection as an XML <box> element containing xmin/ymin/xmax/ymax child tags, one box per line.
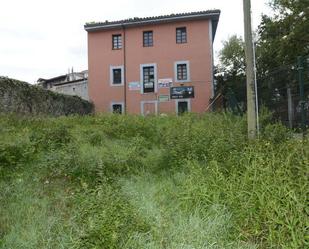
<box><xmin>53</xmin><ymin>78</ymin><xmax>88</xmax><ymax>86</ymax></box>
<box><xmin>84</xmin><ymin>12</ymin><xmax>220</xmax><ymax>33</ymax></box>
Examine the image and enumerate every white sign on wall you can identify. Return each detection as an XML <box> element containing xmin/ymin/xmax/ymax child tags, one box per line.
<box><xmin>128</xmin><ymin>82</ymin><xmax>141</xmax><ymax>90</ymax></box>
<box><xmin>158</xmin><ymin>78</ymin><xmax>173</xmax><ymax>88</ymax></box>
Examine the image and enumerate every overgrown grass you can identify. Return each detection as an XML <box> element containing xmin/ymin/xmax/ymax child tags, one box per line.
<box><xmin>120</xmin><ymin>173</ymin><xmax>256</xmax><ymax>249</ymax></box>
<box><xmin>0</xmin><ymin>113</ymin><xmax>307</xmax><ymax>248</ymax></box>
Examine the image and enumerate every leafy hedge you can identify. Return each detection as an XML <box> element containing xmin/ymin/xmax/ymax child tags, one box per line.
<box><xmin>0</xmin><ymin>76</ymin><xmax>93</xmax><ymax>116</ymax></box>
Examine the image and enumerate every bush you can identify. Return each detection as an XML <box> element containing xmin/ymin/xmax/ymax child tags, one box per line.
<box><xmin>262</xmin><ymin>123</ymin><xmax>292</xmax><ymax>143</ymax></box>
<box><xmin>72</xmin><ymin>181</ymin><xmax>150</xmax><ymax>249</ymax></box>
<box><xmin>160</xmin><ymin>113</ymin><xmax>246</xmax><ymax>168</ymax></box>
<box><xmin>93</xmin><ymin>114</ymin><xmax>158</xmax><ymax>142</ymax></box>
<box><xmin>78</xmin><ymin>136</ymin><xmax>154</xmax><ymax>179</ymax></box>
<box><xmin>0</xmin><ymin>76</ymin><xmax>94</xmax><ymax>116</ymax></box>
<box><xmin>177</xmin><ymin>139</ymin><xmax>308</xmax><ymax>248</ymax></box>
<box><xmin>0</xmin><ymin>142</ymin><xmax>33</xmax><ymax>168</ymax></box>
<box><xmin>30</xmin><ymin>124</ymin><xmax>73</xmax><ymax>150</ymax></box>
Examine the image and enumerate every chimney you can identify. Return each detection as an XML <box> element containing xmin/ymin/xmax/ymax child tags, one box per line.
<box><xmin>71</xmin><ymin>67</ymin><xmax>75</xmax><ymax>81</ymax></box>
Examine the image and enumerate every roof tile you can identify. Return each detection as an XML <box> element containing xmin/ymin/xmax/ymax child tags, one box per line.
<box><xmin>85</xmin><ymin>10</ymin><xmax>220</xmax><ymax>30</ymax></box>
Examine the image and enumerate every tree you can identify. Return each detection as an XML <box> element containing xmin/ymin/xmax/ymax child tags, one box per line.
<box><xmin>218</xmin><ymin>35</ymin><xmax>246</xmax><ymax>76</ymax></box>
<box><xmin>258</xmin><ymin>0</ymin><xmax>309</xmax><ymax>74</ymax></box>
<box><xmin>256</xmin><ymin>0</ymin><xmax>309</xmax><ymax>113</ymax></box>
<box><xmin>215</xmin><ymin>35</ymin><xmax>247</xmax><ymax>111</ymax></box>
<box><xmin>216</xmin><ymin>1</ymin><xmax>309</xmax><ymax>114</ymax></box>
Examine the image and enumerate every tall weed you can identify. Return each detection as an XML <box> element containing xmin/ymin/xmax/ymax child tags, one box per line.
<box><xmin>0</xmin><ymin>113</ymin><xmax>307</xmax><ymax>249</ymax></box>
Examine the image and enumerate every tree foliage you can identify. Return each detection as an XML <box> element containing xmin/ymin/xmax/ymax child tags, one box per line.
<box><xmin>216</xmin><ymin>0</ymin><xmax>309</xmax><ymax>112</ymax></box>
<box><xmin>218</xmin><ymin>35</ymin><xmax>246</xmax><ymax>76</ymax></box>
<box><xmin>215</xmin><ymin>35</ymin><xmax>247</xmax><ymax>111</ymax></box>
<box><xmin>258</xmin><ymin>0</ymin><xmax>309</xmax><ymax>73</ymax></box>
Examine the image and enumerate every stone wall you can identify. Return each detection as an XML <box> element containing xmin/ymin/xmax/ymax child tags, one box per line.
<box><xmin>0</xmin><ymin>77</ymin><xmax>94</xmax><ymax>116</ymax></box>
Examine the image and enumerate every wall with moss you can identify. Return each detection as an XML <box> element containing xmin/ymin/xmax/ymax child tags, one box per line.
<box><xmin>0</xmin><ymin>77</ymin><xmax>94</xmax><ymax>116</ymax></box>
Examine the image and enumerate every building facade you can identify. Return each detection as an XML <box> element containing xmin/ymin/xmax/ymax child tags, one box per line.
<box><xmin>37</xmin><ymin>70</ymin><xmax>89</xmax><ymax>101</ymax></box>
<box><xmin>85</xmin><ymin>10</ymin><xmax>220</xmax><ymax>115</ymax></box>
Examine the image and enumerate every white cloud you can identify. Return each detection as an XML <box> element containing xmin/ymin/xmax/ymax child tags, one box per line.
<box><xmin>0</xmin><ymin>0</ymin><xmax>271</xmax><ymax>83</ymax></box>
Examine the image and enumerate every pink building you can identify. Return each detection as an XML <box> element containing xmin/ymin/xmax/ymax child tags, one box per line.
<box><xmin>85</xmin><ymin>10</ymin><xmax>220</xmax><ymax>115</ymax></box>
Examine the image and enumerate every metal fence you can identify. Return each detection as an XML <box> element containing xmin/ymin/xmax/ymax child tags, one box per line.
<box><xmin>257</xmin><ymin>56</ymin><xmax>309</xmax><ymax>131</ymax></box>
<box><xmin>214</xmin><ymin>56</ymin><xmax>309</xmax><ymax>132</ymax></box>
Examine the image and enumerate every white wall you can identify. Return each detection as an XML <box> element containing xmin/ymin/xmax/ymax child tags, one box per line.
<box><xmin>52</xmin><ymin>79</ymin><xmax>89</xmax><ymax>101</ymax></box>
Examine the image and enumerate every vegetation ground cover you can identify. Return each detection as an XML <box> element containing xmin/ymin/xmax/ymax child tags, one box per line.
<box><xmin>0</xmin><ymin>113</ymin><xmax>307</xmax><ymax>249</ymax></box>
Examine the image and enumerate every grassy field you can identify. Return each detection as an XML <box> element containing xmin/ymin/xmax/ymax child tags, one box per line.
<box><xmin>0</xmin><ymin>113</ymin><xmax>308</xmax><ymax>249</ymax></box>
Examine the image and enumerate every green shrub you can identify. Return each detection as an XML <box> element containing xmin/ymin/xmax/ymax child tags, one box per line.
<box><xmin>160</xmin><ymin>113</ymin><xmax>246</xmax><ymax>168</ymax></box>
<box><xmin>94</xmin><ymin>114</ymin><xmax>158</xmax><ymax>142</ymax></box>
<box><xmin>78</xmin><ymin>136</ymin><xmax>152</xmax><ymax>179</ymax></box>
<box><xmin>177</xmin><ymin>139</ymin><xmax>308</xmax><ymax>249</ymax></box>
<box><xmin>0</xmin><ymin>142</ymin><xmax>32</xmax><ymax>168</ymax></box>
<box><xmin>262</xmin><ymin>123</ymin><xmax>292</xmax><ymax>143</ymax></box>
<box><xmin>86</xmin><ymin>130</ymin><xmax>107</xmax><ymax>146</ymax></box>
<box><xmin>30</xmin><ymin>124</ymin><xmax>73</xmax><ymax>150</ymax></box>
<box><xmin>258</xmin><ymin>105</ymin><xmax>274</xmax><ymax>129</ymax></box>
<box><xmin>0</xmin><ymin>134</ymin><xmax>35</xmax><ymax>174</ymax></box>
<box><xmin>72</xmin><ymin>181</ymin><xmax>150</xmax><ymax>249</ymax></box>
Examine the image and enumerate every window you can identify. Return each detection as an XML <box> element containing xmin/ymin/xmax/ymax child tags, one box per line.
<box><xmin>174</xmin><ymin>61</ymin><xmax>190</xmax><ymax>82</ymax></box>
<box><xmin>112</xmin><ymin>34</ymin><xmax>122</xmax><ymax>49</ymax></box>
<box><xmin>110</xmin><ymin>66</ymin><xmax>124</xmax><ymax>85</ymax></box>
<box><xmin>143</xmin><ymin>31</ymin><xmax>153</xmax><ymax>47</ymax></box>
<box><xmin>143</xmin><ymin>66</ymin><xmax>155</xmax><ymax>93</ymax></box>
<box><xmin>113</xmin><ymin>69</ymin><xmax>122</xmax><ymax>84</ymax></box>
<box><xmin>176</xmin><ymin>27</ymin><xmax>187</xmax><ymax>43</ymax></box>
<box><xmin>112</xmin><ymin>104</ymin><xmax>123</xmax><ymax>114</ymax></box>
<box><xmin>140</xmin><ymin>63</ymin><xmax>157</xmax><ymax>94</ymax></box>
<box><xmin>177</xmin><ymin>64</ymin><xmax>187</xmax><ymax>81</ymax></box>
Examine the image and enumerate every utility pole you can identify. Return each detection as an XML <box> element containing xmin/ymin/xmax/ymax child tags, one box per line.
<box><xmin>243</xmin><ymin>0</ymin><xmax>257</xmax><ymax>139</ymax></box>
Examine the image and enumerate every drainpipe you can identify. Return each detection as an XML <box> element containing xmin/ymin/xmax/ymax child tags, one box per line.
<box><xmin>122</xmin><ymin>24</ymin><xmax>127</xmax><ymax>114</ymax></box>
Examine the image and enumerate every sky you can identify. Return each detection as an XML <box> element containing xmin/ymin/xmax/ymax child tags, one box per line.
<box><xmin>0</xmin><ymin>0</ymin><xmax>271</xmax><ymax>84</ymax></box>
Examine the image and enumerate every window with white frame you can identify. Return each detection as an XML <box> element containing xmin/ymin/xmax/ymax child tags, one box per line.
<box><xmin>111</xmin><ymin>102</ymin><xmax>124</xmax><ymax>114</ymax></box>
<box><xmin>110</xmin><ymin>66</ymin><xmax>124</xmax><ymax>85</ymax></box>
<box><xmin>140</xmin><ymin>64</ymin><xmax>157</xmax><ymax>93</ymax></box>
<box><xmin>174</xmin><ymin>61</ymin><xmax>190</xmax><ymax>82</ymax></box>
